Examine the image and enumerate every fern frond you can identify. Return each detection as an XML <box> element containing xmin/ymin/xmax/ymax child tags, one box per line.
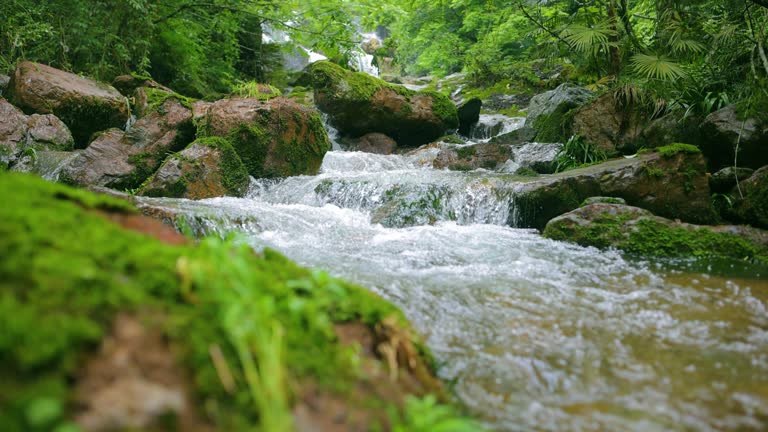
<box><xmin>630</xmin><ymin>54</ymin><xmax>687</xmax><ymax>81</ymax></box>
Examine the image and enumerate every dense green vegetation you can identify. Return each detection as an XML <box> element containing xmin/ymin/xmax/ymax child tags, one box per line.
<box><xmin>4</xmin><ymin>0</ymin><xmax>766</xmax><ymax>117</ymax></box>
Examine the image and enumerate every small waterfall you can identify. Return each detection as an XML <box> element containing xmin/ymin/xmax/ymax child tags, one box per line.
<box><xmin>124</xmin><ymin>114</ymin><xmax>136</xmax><ymax>131</ymax></box>
<box><xmin>466</xmin><ymin>114</ymin><xmax>526</xmax><ymax>141</ymax></box>
<box><xmin>321</xmin><ymin>113</ymin><xmax>343</xmax><ymax>151</ymax></box>
<box><xmin>11</xmin><ymin>151</ymin><xmax>80</xmax><ymax>181</ymax></box>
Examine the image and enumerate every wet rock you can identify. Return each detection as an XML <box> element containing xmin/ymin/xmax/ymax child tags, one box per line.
<box><xmin>501</xmin><ymin>142</ymin><xmax>562</xmax><ymax>174</ymax></box>
<box><xmin>699</xmin><ymin>105</ymin><xmax>768</xmax><ymax>170</ymax></box>
<box><xmin>309</xmin><ymin>61</ymin><xmax>458</xmax><ymax>146</ymax></box>
<box><xmin>433</xmin><ymin>142</ymin><xmax>511</xmax><ymax>171</ymax></box>
<box><xmin>571</xmin><ymin>93</ymin><xmax>645</xmax><ymax>153</ymax></box>
<box><xmin>0</xmin><ymin>98</ymin><xmax>74</xmax><ymax>167</ymax></box>
<box><xmin>483</xmin><ymin>93</ymin><xmax>532</xmax><ymax>112</ymax></box>
<box><xmin>710</xmin><ymin>166</ymin><xmax>755</xmax><ymax>193</ymax></box>
<box><xmin>516</xmin><ymin>145</ymin><xmax>717</xmax><ymax>229</ymax></box>
<box><xmin>139</xmin><ymin>137</ymin><xmax>250</xmax><ymax>199</ymax></box>
<box><xmin>344</xmin><ymin>133</ymin><xmax>398</xmax><ymax>155</ymax></box>
<box><xmin>361</xmin><ymin>37</ymin><xmax>382</xmax><ymax>55</ymax></box>
<box><xmin>525</xmin><ymin>83</ymin><xmax>591</xmax><ymax>142</ymax></box>
<box><xmin>11</xmin><ymin>151</ymin><xmax>80</xmax><ymax>182</ymax></box>
<box><xmin>543</xmin><ymin>203</ymin><xmax>768</xmax><ymax>263</ymax></box>
<box><xmin>60</xmin><ymin>97</ymin><xmax>194</xmax><ymax>189</ymax></box>
<box><xmin>639</xmin><ymin>113</ymin><xmax>701</xmax><ymax>150</ymax></box>
<box><xmin>191</xmin><ymin>100</ymin><xmax>212</xmax><ymax>122</ymax></box>
<box><xmin>727</xmin><ymin>166</ymin><xmax>768</xmax><ymax>229</ymax></box>
<box><xmin>457</xmin><ymin>98</ymin><xmax>482</xmax><ymax>135</ymax></box>
<box><xmin>198</xmin><ymin>97</ymin><xmax>330</xmax><ymax>178</ymax></box>
<box><xmin>10</xmin><ymin>61</ymin><xmax>130</xmax><ymax>147</ymax></box>
<box><xmin>488</xmin><ymin>126</ymin><xmax>537</xmax><ymax>146</ymax></box>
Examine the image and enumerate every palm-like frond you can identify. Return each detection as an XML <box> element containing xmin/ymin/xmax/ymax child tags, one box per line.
<box><xmin>630</xmin><ymin>53</ymin><xmax>687</xmax><ymax>81</ymax></box>
<box><xmin>668</xmin><ymin>33</ymin><xmax>706</xmax><ymax>55</ymax></box>
<box><xmin>560</xmin><ymin>22</ymin><xmax>617</xmax><ymax>53</ymax></box>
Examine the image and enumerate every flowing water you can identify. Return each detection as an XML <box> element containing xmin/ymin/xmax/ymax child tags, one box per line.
<box><xmin>126</xmin><ymin>117</ymin><xmax>767</xmax><ymax>431</ymax></box>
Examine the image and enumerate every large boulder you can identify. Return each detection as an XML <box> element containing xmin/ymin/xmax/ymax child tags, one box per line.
<box><xmin>457</xmin><ymin>98</ymin><xmax>482</xmax><ymax>136</ymax></box>
<box><xmin>543</xmin><ymin>203</ymin><xmax>768</xmax><ymax>263</ymax></box>
<box><xmin>197</xmin><ymin>97</ymin><xmax>330</xmax><ymax>178</ymax></box>
<box><xmin>727</xmin><ymin>166</ymin><xmax>768</xmax><ymax>229</ymax></box>
<box><xmin>139</xmin><ymin>137</ymin><xmax>250</xmax><ymax>199</ymax></box>
<box><xmin>699</xmin><ymin>105</ymin><xmax>768</xmax><ymax>170</ymax></box>
<box><xmin>0</xmin><ymin>98</ymin><xmax>74</xmax><ymax>167</ymax></box>
<box><xmin>111</xmin><ymin>74</ymin><xmax>173</xmax><ymax>97</ymax></box>
<box><xmin>60</xmin><ymin>97</ymin><xmax>194</xmax><ymax>189</ymax></box>
<box><xmin>525</xmin><ymin>83</ymin><xmax>591</xmax><ymax>142</ymax></box>
<box><xmin>9</xmin><ymin>62</ymin><xmax>131</xmax><ymax>147</ymax></box>
<box><xmin>515</xmin><ymin>144</ymin><xmax>717</xmax><ymax>229</ymax></box>
<box><xmin>309</xmin><ymin>61</ymin><xmax>458</xmax><ymax>146</ymax></box>
<box><xmin>570</xmin><ymin>93</ymin><xmax>646</xmax><ymax>153</ymax></box>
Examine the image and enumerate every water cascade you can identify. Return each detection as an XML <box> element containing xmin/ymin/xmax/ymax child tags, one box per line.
<box><xmin>131</xmin><ymin>115</ymin><xmax>768</xmax><ymax>432</ymax></box>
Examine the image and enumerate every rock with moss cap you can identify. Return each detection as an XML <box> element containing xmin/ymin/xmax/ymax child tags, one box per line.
<box><xmin>308</xmin><ymin>61</ymin><xmax>458</xmax><ymax>147</ymax></box>
<box><xmin>543</xmin><ymin>202</ymin><xmax>768</xmax><ymax>264</ymax></box>
<box><xmin>1</xmin><ymin>98</ymin><xmax>74</xmax><ymax>167</ymax></box>
<box><xmin>515</xmin><ymin>145</ymin><xmax>717</xmax><ymax>229</ymax></box>
<box><xmin>197</xmin><ymin>97</ymin><xmax>331</xmax><ymax>178</ymax></box>
<box><xmin>9</xmin><ymin>61</ymin><xmax>130</xmax><ymax>147</ymax></box>
<box><xmin>139</xmin><ymin>137</ymin><xmax>250</xmax><ymax>199</ymax></box>
<box><xmin>60</xmin><ymin>97</ymin><xmax>194</xmax><ymax>189</ymax></box>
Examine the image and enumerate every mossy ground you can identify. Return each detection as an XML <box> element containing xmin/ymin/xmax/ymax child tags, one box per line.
<box><xmin>0</xmin><ymin>173</ymin><xmax>480</xmax><ymax>431</ymax></box>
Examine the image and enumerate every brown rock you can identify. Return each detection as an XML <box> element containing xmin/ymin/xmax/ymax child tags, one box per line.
<box><xmin>111</xmin><ymin>74</ymin><xmax>173</xmax><ymax>97</ymax></box>
<box><xmin>1</xmin><ymin>98</ymin><xmax>74</xmax><ymax>167</ymax></box>
<box><xmin>345</xmin><ymin>133</ymin><xmax>398</xmax><ymax>154</ymax></box>
<box><xmin>60</xmin><ymin>98</ymin><xmax>194</xmax><ymax>188</ymax></box>
<box><xmin>699</xmin><ymin>105</ymin><xmax>768</xmax><ymax>170</ymax></box>
<box><xmin>198</xmin><ymin>97</ymin><xmax>331</xmax><ymax>178</ymax></box>
<box><xmin>728</xmin><ymin>166</ymin><xmax>768</xmax><ymax>229</ymax></box>
<box><xmin>433</xmin><ymin>142</ymin><xmax>511</xmax><ymax>171</ymax></box>
<box><xmin>571</xmin><ymin>93</ymin><xmax>645</xmax><ymax>153</ymax></box>
<box><xmin>10</xmin><ymin>61</ymin><xmax>130</xmax><ymax>146</ymax></box>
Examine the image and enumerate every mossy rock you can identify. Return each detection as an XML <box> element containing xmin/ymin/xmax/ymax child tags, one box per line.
<box><xmin>309</xmin><ymin>61</ymin><xmax>458</xmax><ymax>147</ymax></box>
<box><xmin>543</xmin><ymin>203</ymin><xmax>768</xmax><ymax>264</ymax></box>
<box><xmin>139</xmin><ymin>137</ymin><xmax>250</xmax><ymax>199</ymax></box>
<box><xmin>197</xmin><ymin>97</ymin><xmax>331</xmax><ymax>178</ymax></box>
<box><xmin>0</xmin><ymin>173</ymin><xmax>478</xmax><ymax>430</ymax></box>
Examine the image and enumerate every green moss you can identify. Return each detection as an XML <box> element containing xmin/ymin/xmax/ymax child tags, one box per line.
<box><xmin>456</xmin><ymin>146</ymin><xmax>477</xmax><ymax>159</ymax></box>
<box><xmin>0</xmin><ymin>173</ymin><xmax>452</xmax><ymax>430</ymax></box>
<box><xmin>642</xmin><ymin>164</ymin><xmax>665</xmax><ymax>179</ymax></box>
<box><xmin>226</xmin><ymin>122</ymin><xmax>271</xmax><ymax>178</ymax></box>
<box><xmin>422</xmin><ymin>91</ymin><xmax>459</xmax><ymax>128</ymax></box>
<box><xmin>657</xmin><ymin>143</ymin><xmax>700</xmax><ymax>158</ymax></box>
<box><xmin>143</xmin><ymin>87</ymin><xmax>195</xmax><ymax>114</ymax></box>
<box><xmin>196</xmin><ymin>136</ymin><xmax>250</xmax><ymax>195</ymax></box>
<box><xmin>544</xmin><ymin>211</ymin><xmax>768</xmax><ymax>263</ymax></box>
<box><xmin>532</xmin><ymin>105</ymin><xmax>575</xmax><ymax>143</ymax></box>
<box><xmin>437</xmin><ymin>135</ymin><xmax>465</xmax><ymax>144</ymax></box>
<box><xmin>514</xmin><ymin>167</ymin><xmax>540</xmax><ymax>177</ymax></box>
<box><xmin>231</xmin><ymin>82</ymin><xmax>282</xmax><ymax>100</ymax></box>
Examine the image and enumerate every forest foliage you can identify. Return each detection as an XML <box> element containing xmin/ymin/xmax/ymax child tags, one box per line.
<box><xmin>2</xmin><ymin>0</ymin><xmax>767</xmax><ymax>115</ymax></box>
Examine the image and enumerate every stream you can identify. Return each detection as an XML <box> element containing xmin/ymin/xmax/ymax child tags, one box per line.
<box><xmin>97</xmin><ymin>117</ymin><xmax>768</xmax><ymax>430</ymax></box>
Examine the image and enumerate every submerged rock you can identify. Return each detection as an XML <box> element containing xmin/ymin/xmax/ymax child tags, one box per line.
<box><xmin>9</xmin><ymin>61</ymin><xmax>130</xmax><ymax>147</ymax></box>
<box><xmin>197</xmin><ymin>97</ymin><xmax>331</xmax><ymax>178</ymax></box>
<box><xmin>60</xmin><ymin>97</ymin><xmax>194</xmax><ymax>189</ymax></box>
<box><xmin>0</xmin><ymin>98</ymin><xmax>74</xmax><ymax>167</ymax></box>
<box><xmin>139</xmin><ymin>137</ymin><xmax>250</xmax><ymax>199</ymax></box>
<box><xmin>309</xmin><ymin>61</ymin><xmax>458</xmax><ymax>146</ymax></box>
<box><xmin>727</xmin><ymin>166</ymin><xmax>768</xmax><ymax>229</ymax></box>
<box><xmin>543</xmin><ymin>203</ymin><xmax>768</xmax><ymax>263</ymax></box>
<box><xmin>700</xmin><ymin>105</ymin><xmax>768</xmax><ymax>170</ymax></box>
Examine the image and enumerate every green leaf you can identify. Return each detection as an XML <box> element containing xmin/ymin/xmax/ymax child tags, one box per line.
<box><xmin>630</xmin><ymin>54</ymin><xmax>687</xmax><ymax>81</ymax></box>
